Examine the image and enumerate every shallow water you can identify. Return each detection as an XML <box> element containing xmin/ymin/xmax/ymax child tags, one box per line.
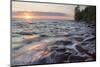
<box><xmin>11</xmin><ymin>20</ymin><xmax>96</xmax><ymax>66</ymax></box>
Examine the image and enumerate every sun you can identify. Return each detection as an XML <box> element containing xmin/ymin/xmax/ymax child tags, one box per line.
<box><xmin>24</xmin><ymin>15</ymin><xmax>32</xmax><ymax>19</ymax></box>
<box><xmin>23</xmin><ymin>13</ymin><xmax>33</xmax><ymax>20</ymax></box>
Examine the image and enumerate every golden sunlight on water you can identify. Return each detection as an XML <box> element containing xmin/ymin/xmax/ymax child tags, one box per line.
<box><xmin>41</xmin><ymin>51</ymin><xmax>50</xmax><ymax>57</ymax></box>
<box><xmin>28</xmin><ymin>45</ymin><xmax>41</xmax><ymax>51</ymax></box>
<box><xmin>31</xmin><ymin>50</ymin><xmax>50</xmax><ymax>62</ymax></box>
<box><xmin>23</xmin><ymin>35</ymin><xmax>40</xmax><ymax>40</ymax></box>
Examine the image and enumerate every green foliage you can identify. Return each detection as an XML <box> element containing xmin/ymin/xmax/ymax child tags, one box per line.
<box><xmin>75</xmin><ymin>6</ymin><xmax>96</xmax><ymax>22</ymax></box>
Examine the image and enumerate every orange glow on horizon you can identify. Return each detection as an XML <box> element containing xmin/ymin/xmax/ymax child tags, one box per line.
<box><xmin>22</xmin><ymin>12</ymin><xmax>33</xmax><ymax>20</ymax></box>
<box><xmin>23</xmin><ymin>15</ymin><xmax>32</xmax><ymax>19</ymax></box>
<box><xmin>13</xmin><ymin>12</ymin><xmax>37</xmax><ymax>20</ymax></box>
<box><xmin>12</xmin><ymin>12</ymin><xmax>74</xmax><ymax>20</ymax></box>
<box><xmin>21</xmin><ymin>12</ymin><xmax>33</xmax><ymax>20</ymax></box>
<box><xmin>13</xmin><ymin>15</ymin><xmax>69</xmax><ymax>20</ymax></box>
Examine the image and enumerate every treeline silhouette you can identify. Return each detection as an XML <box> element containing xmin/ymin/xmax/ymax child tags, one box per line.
<box><xmin>75</xmin><ymin>6</ymin><xmax>96</xmax><ymax>22</ymax></box>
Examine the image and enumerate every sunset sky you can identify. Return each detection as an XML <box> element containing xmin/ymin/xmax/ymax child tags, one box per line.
<box><xmin>12</xmin><ymin>1</ymin><xmax>86</xmax><ymax>20</ymax></box>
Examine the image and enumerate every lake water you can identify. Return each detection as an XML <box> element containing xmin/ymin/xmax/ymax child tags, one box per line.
<box><xmin>11</xmin><ymin>20</ymin><xmax>96</xmax><ymax>66</ymax></box>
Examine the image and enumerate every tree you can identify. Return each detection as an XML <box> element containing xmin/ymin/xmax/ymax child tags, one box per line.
<box><xmin>75</xmin><ymin>6</ymin><xmax>96</xmax><ymax>22</ymax></box>
<box><xmin>75</xmin><ymin>5</ymin><xmax>81</xmax><ymax>21</ymax></box>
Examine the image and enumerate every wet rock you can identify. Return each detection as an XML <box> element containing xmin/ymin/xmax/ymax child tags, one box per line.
<box><xmin>80</xmin><ymin>42</ymin><xmax>88</xmax><ymax>46</ymax></box>
<box><xmin>66</xmin><ymin>48</ymin><xmax>78</xmax><ymax>55</ymax></box>
<box><xmin>62</xmin><ymin>34</ymin><xmax>71</xmax><ymax>37</ymax></box>
<box><xmin>84</xmin><ymin>36</ymin><xmax>96</xmax><ymax>41</ymax></box>
<box><xmin>55</xmin><ymin>54</ymin><xmax>68</xmax><ymax>63</ymax></box>
<box><xmin>75</xmin><ymin>45</ymin><xmax>96</xmax><ymax>60</ymax></box>
<box><xmin>63</xmin><ymin>41</ymin><xmax>73</xmax><ymax>45</ymax></box>
<box><xmin>92</xmin><ymin>33</ymin><xmax>96</xmax><ymax>36</ymax></box>
<box><xmin>40</xmin><ymin>35</ymin><xmax>48</xmax><ymax>37</ymax></box>
<box><xmin>34</xmin><ymin>51</ymin><xmax>71</xmax><ymax>64</ymax></box>
<box><xmin>51</xmin><ymin>52</ymin><xmax>71</xmax><ymax>63</ymax></box>
<box><xmin>88</xmin><ymin>24</ymin><xmax>96</xmax><ymax>28</ymax></box>
<box><xmin>35</xmin><ymin>58</ymin><xmax>48</xmax><ymax>64</ymax></box>
<box><xmin>75</xmin><ymin>45</ymin><xmax>88</xmax><ymax>53</ymax></box>
<box><xmin>55</xmin><ymin>48</ymin><xmax>66</xmax><ymax>52</ymax></box>
<box><xmin>13</xmin><ymin>45</ymin><xmax>23</xmax><ymax>50</ymax></box>
<box><xmin>19</xmin><ymin>32</ymin><xmax>33</xmax><ymax>35</ymax></box>
<box><xmin>51</xmin><ymin>46</ymin><xmax>66</xmax><ymax>52</ymax></box>
<box><xmin>72</xmin><ymin>36</ymin><xmax>84</xmax><ymax>41</ymax></box>
<box><xmin>90</xmin><ymin>53</ymin><xmax>96</xmax><ymax>60</ymax></box>
<box><xmin>55</xmin><ymin>40</ymin><xmax>73</xmax><ymax>45</ymax></box>
<box><xmin>69</xmin><ymin>55</ymin><xmax>88</xmax><ymax>62</ymax></box>
<box><xmin>23</xmin><ymin>40</ymin><xmax>33</xmax><ymax>44</ymax></box>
